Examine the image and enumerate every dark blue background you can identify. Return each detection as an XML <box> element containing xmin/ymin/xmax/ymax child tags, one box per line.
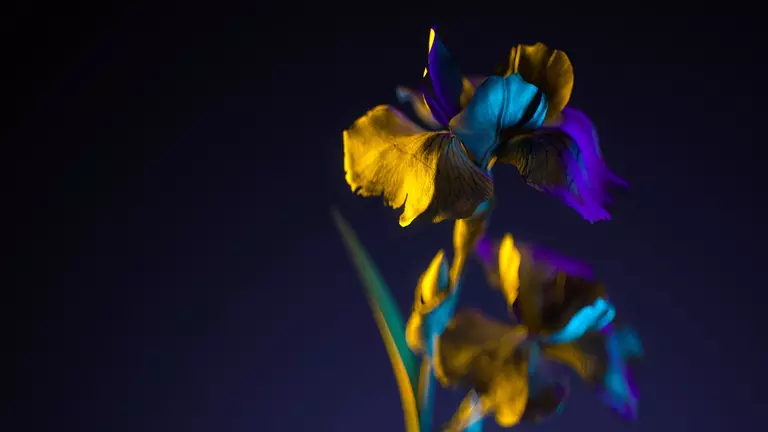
<box><xmin>9</xmin><ymin>11</ymin><xmax>766</xmax><ymax>432</ymax></box>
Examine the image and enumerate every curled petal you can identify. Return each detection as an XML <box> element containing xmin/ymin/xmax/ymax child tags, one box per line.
<box><xmin>503</xmin><ymin>42</ymin><xmax>574</xmax><ymax>121</ymax></box>
<box><xmin>495</xmin><ymin>107</ymin><xmax>626</xmax><ymax>223</ymax></box>
<box><xmin>414</xmin><ymin>249</ymin><xmax>450</xmax><ymax>310</ymax></box>
<box><xmin>343</xmin><ymin>105</ymin><xmax>494</xmax><ymax>227</ymax></box>
<box><xmin>450</xmin><ymin>74</ymin><xmax>548</xmax><ymax>168</ymax></box>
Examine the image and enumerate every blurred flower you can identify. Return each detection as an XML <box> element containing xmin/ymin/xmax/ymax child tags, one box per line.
<box><xmin>477</xmin><ymin>232</ymin><xmax>643</xmax><ymax>420</ymax></box>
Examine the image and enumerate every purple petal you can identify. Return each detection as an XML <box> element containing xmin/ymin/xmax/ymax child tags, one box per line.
<box><xmin>421</xmin><ymin>28</ymin><xmax>464</xmax><ymax>127</ymax></box>
<box><xmin>527</xmin><ymin>243</ymin><xmax>594</xmax><ymax>279</ymax></box>
<box><xmin>549</xmin><ymin>107</ymin><xmax>627</xmax><ymax>223</ymax></box>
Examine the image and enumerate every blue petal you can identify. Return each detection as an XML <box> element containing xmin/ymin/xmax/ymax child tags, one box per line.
<box><xmin>449</xmin><ymin>74</ymin><xmax>548</xmax><ymax>168</ymax></box>
<box><xmin>547</xmin><ymin>297</ymin><xmax>616</xmax><ymax>344</ymax></box>
<box><xmin>422</xmin><ymin>285</ymin><xmax>461</xmax><ymax>357</ymax></box>
<box><xmin>600</xmin><ymin>326</ymin><xmax>641</xmax><ymax>420</ymax></box>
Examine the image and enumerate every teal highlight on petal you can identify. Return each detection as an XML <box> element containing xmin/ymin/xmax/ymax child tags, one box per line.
<box><xmin>449</xmin><ymin>74</ymin><xmax>546</xmax><ymax>167</ymax></box>
<box><xmin>547</xmin><ymin>297</ymin><xmax>616</xmax><ymax>344</ymax></box>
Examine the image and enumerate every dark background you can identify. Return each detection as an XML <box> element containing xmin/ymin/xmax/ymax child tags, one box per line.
<box><xmin>9</xmin><ymin>11</ymin><xmax>766</xmax><ymax>432</ymax></box>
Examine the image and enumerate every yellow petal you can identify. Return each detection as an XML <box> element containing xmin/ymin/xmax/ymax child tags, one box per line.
<box><xmin>343</xmin><ymin>105</ymin><xmax>493</xmax><ymax>227</ymax></box>
<box><xmin>506</xmin><ymin>42</ymin><xmax>574</xmax><ymax>120</ymax></box>
<box><xmin>458</xmin><ymin>75</ymin><xmax>488</xmax><ymax>108</ymax></box>
<box><xmin>416</xmin><ymin>249</ymin><xmax>449</xmax><ymax>308</ymax></box>
<box><xmin>405</xmin><ymin>312</ymin><xmax>425</xmax><ymax>353</ymax></box>
<box><xmin>498</xmin><ymin>233</ymin><xmax>522</xmax><ymax>306</ymax></box>
<box><xmin>491</xmin><ymin>354</ymin><xmax>529</xmax><ymax>428</ymax></box>
<box><xmin>459</xmin><ymin>76</ymin><xmax>477</xmax><ymax>108</ymax></box>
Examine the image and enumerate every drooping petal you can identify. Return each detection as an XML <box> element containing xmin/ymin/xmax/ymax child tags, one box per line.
<box><xmin>343</xmin><ymin>105</ymin><xmax>494</xmax><ymax>227</ymax></box>
<box><xmin>554</xmin><ymin>107</ymin><xmax>628</xmax><ymax>212</ymax></box>
<box><xmin>435</xmin><ymin>309</ymin><xmax>527</xmax><ymax>387</ymax></box>
<box><xmin>449</xmin><ymin>74</ymin><xmax>548</xmax><ymax>168</ymax></box>
<box><xmin>495</xmin><ymin>107</ymin><xmax>626</xmax><ymax>222</ymax></box>
<box><xmin>501</xmin><ymin>42</ymin><xmax>574</xmax><ymax>121</ymax></box>
<box><xmin>600</xmin><ymin>324</ymin><xmax>642</xmax><ymax>420</ymax></box>
<box><xmin>489</xmin><ymin>352</ymin><xmax>530</xmax><ymax>429</ymax></box>
<box><xmin>541</xmin><ymin>323</ymin><xmax>643</xmax><ymax>421</ymax></box>
<box><xmin>421</xmin><ymin>27</ymin><xmax>465</xmax><ymax>127</ymax></box>
<box><xmin>436</xmin><ymin>309</ymin><xmax>530</xmax><ymax>429</ymax></box>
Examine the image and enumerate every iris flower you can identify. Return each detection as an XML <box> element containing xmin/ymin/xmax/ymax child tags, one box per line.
<box><xmin>334</xmin><ymin>211</ymin><xmax>642</xmax><ymax>430</ymax></box>
<box><xmin>343</xmin><ymin>28</ymin><xmax>625</xmax><ymax>233</ymax></box>
<box><xmin>404</xmin><ymin>251</ymin><xmax>569</xmax><ymax>431</ymax></box>
<box><xmin>477</xmin><ymin>233</ymin><xmax>643</xmax><ymax>420</ymax></box>
<box><xmin>334</xmin><ymin>210</ymin><xmax>566</xmax><ymax>431</ymax></box>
